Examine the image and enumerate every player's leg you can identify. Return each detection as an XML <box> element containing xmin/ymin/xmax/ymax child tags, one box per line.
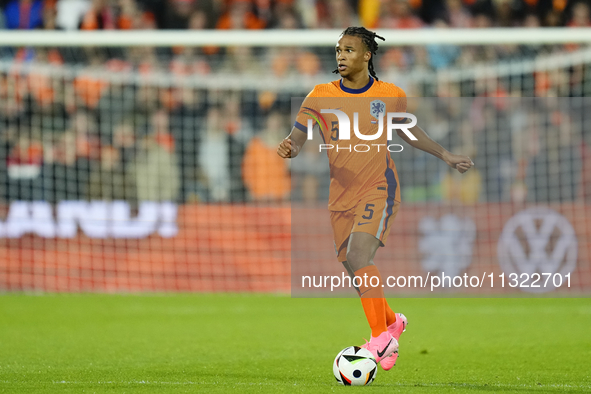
<box><xmin>346</xmin><ymin>196</ymin><xmax>394</xmax><ymax>335</ymax></box>
<box><xmin>352</xmin><ymin>254</ymin><xmax>406</xmax><ymax>369</ymax></box>
<box><xmin>349</xmin><ymin>196</ymin><xmax>400</xmax><ymax>314</ymax></box>
<box><xmin>361</xmin><ymin>258</ymin><xmax>397</xmax><ymax>327</ymax></box>
<box><xmin>346</xmin><ymin>232</ymin><xmax>386</xmax><ymax>334</ymax></box>
<box><xmin>340</xmin><ymin>260</ymin><xmax>358</xmax><ymax>293</ymax></box>
<box><xmin>331</xmin><ymin>210</ymin><xmax>363</xmax><ymax>294</ymax></box>
<box><xmin>344</xmin><ymin>231</ymin><xmax>397</xmax><ymax>362</ymax></box>
<box><xmin>331</xmin><ymin>204</ymin><xmax>400</xmax><ymax>363</ymax></box>
<box><xmin>345</xmin><ymin>232</ymin><xmax>380</xmax><ymax>272</ymax></box>
<box><xmin>348</xmin><ymin>196</ymin><xmax>405</xmax><ymax>363</ymax></box>
<box><xmin>343</xmin><ymin>256</ymin><xmax>396</xmax><ymax>325</ymax></box>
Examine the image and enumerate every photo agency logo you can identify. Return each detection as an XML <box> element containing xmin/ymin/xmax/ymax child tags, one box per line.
<box><xmin>303</xmin><ymin>100</ymin><xmax>417</xmax><ymax>153</ymax></box>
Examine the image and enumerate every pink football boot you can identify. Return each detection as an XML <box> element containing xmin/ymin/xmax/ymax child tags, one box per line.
<box><xmin>380</xmin><ymin>313</ymin><xmax>408</xmax><ymax>370</ymax></box>
<box><xmin>361</xmin><ymin>331</ymin><xmax>399</xmax><ymax>363</ymax></box>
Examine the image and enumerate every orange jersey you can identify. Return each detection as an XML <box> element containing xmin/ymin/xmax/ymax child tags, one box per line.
<box><xmin>294</xmin><ymin>77</ymin><xmax>406</xmax><ymax>211</ymax></box>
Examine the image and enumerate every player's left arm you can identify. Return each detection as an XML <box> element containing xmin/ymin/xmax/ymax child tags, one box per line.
<box><xmin>397</xmin><ymin>125</ymin><xmax>474</xmax><ymax>174</ymax></box>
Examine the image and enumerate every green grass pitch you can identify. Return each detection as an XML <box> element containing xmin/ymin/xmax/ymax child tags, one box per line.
<box><xmin>0</xmin><ymin>295</ymin><xmax>590</xmax><ymax>393</ymax></box>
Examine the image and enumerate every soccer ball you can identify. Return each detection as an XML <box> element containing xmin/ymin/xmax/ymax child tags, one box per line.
<box><xmin>333</xmin><ymin>346</ymin><xmax>378</xmax><ymax>386</ymax></box>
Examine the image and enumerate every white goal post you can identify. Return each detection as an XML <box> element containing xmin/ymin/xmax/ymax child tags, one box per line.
<box><xmin>0</xmin><ymin>28</ymin><xmax>591</xmax><ymax>47</ymax></box>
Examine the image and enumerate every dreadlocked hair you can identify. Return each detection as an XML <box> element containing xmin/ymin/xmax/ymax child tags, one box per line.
<box><xmin>333</xmin><ymin>27</ymin><xmax>385</xmax><ymax>81</ymax></box>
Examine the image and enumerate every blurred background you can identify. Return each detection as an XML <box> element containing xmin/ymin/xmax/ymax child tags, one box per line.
<box><xmin>0</xmin><ymin>0</ymin><xmax>590</xmax><ymax>293</ymax></box>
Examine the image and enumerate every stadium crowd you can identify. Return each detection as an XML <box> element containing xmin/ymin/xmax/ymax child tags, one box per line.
<box><xmin>0</xmin><ymin>0</ymin><xmax>590</xmax><ymax>207</ymax></box>
<box><xmin>0</xmin><ymin>0</ymin><xmax>590</xmax><ymax>31</ymax></box>
<box><xmin>1</xmin><ymin>72</ymin><xmax>590</xmax><ymax>206</ymax></box>
<box><xmin>0</xmin><ymin>0</ymin><xmax>589</xmax><ymax>77</ymax></box>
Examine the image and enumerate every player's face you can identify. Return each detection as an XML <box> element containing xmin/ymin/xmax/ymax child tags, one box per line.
<box><xmin>335</xmin><ymin>35</ymin><xmax>371</xmax><ymax>78</ymax></box>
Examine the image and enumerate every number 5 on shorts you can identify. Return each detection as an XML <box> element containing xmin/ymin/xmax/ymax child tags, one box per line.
<box><xmin>362</xmin><ymin>204</ymin><xmax>375</xmax><ymax>220</ymax></box>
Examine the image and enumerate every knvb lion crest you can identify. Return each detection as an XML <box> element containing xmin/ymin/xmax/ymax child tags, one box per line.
<box><xmin>370</xmin><ymin>100</ymin><xmax>385</xmax><ymax>119</ymax></box>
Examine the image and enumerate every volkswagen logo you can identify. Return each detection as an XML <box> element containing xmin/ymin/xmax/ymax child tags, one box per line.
<box><xmin>497</xmin><ymin>207</ymin><xmax>577</xmax><ymax>293</ymax></box>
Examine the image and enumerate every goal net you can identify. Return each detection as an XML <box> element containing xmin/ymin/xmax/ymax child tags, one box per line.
<box><xmin>0</xmin><ymin>29</ymin><xmax>589</xmax><ymax>294</ymax></box>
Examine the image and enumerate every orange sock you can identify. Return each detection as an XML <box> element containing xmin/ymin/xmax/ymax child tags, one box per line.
<box><xmin>354</xmin><ymin>265</ymin><xmax>388</xmax><ymax>338</ymax></box>
<box><xmin>385</xmin><ymin>303</ymin><xmax>397</xmax><ymax>327</ymax></box>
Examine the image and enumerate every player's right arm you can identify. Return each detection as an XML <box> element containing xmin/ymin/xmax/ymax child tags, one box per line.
<box><xmin>278</xmin><ymin>88</ymin><xmax>320</xmax><ymax>159</ymax></box>
<box><xmin>277</xmin><ymin>127</ymin><xmax>307</xmax><ymax>159</ymax></box>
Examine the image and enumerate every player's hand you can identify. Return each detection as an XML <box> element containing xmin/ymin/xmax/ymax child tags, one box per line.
<box><xmin>444</xmin><ymin>153</ymin><xmax>474</xmax><ymax>174</ymax></box>
<box><xmin>277</xmin><ymin>138</ymin><xmax>299</xmax><ymax>159</ymax></box>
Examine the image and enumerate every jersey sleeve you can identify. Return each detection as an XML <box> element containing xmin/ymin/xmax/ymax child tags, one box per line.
<box><xmin>293</xmin><ymin>87</ymin><xmax>323</xmax><ymax>134</ymax></box>
<box><xmin>390</xmin><ymin>85</ymin><xmax>408</xmax><ymax>122</ymax></box>
<box><xmin>395</xmin><ymin>86</ymin><xmax>407</xmax><ymax>113</ymax></box>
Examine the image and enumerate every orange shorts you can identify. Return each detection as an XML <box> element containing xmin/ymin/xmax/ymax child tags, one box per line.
<box><xmin>330</xmin><ymin>194</ymin><xmax>400</xmax><ymax>262</ymax></box>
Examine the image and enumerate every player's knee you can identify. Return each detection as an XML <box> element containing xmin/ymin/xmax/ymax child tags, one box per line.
<box><xmin>346</xmin><ymin>250</ymin><xmax>372</xmax><ymax>272</ymax></box>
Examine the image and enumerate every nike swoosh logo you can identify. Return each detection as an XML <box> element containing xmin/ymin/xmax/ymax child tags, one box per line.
<box><xmin>357</xmin><ymin>222</ymin><xmax>371</xmax><ymax>226</ymax></box>
<box><xmin>377</xmin><ymin>338</ymin><xmax>393</xmax><ymax>358</ymax></box>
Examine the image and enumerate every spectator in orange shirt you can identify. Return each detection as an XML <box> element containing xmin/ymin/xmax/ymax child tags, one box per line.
<box><xmin>242</xmin><ymin>111</ymin><xmax>290</xmax><ymax>202</ymax></box>
<box><xmin>73</xmin><ymin>66</ymin><xmax>109</xmax><ymax>110</ymax></box>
